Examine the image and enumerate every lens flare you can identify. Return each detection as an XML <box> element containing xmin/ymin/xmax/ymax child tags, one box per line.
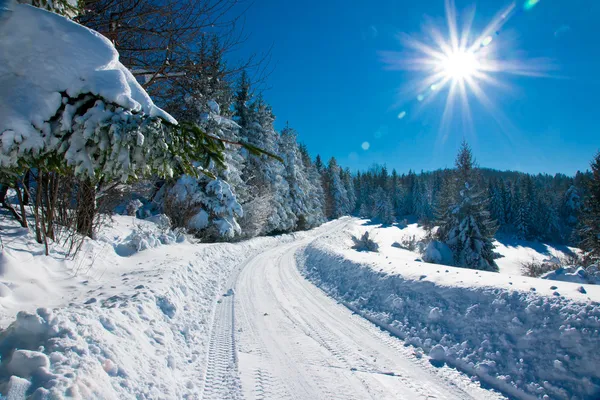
<box><xmin>381</xmin><ymin>0</ymin><xmax>554</xmax><ymax>138</ymax></box>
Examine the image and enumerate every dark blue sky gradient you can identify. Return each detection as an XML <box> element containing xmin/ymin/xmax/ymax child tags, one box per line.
<box><xmin>231</xmin><ymin>0</ymin><xmax>600</xmax><ymax>175</ymax></box>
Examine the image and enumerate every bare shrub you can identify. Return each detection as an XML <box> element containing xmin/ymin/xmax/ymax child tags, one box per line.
<box><xmin>521</xmin><ymin>254</ymin><xmax>584</xmax><ymax>277</ymax></box>
<box><xmin>392</xmin><ymin>235</ymin><xmax>418</xmax><ymax>251</ymax></box>
<box><xmin>352</xmin><ymin>232</ymin><xmax>379</xmax><ymax>252</ymax></box>
<box><xmin>161</xmin><ymin>190</ymin><xmax>199</xmax><ymax>231</ymax></box>
<box><xmin>522</xmin><ymin>260</ymin><xmax>559</xmax><ymax>277</ymax></box>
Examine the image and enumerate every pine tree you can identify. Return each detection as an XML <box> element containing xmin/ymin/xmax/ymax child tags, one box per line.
<box><xmin>299</xmin><ymin>144</ymin><xmax>327</xmax><ymax>227</ymax></box>
<box><xmin>436</xmin><ymin>141</ymin><xmax>498</xmax><ymax>271</ymax></box>
<box><xmin>233</xmin><ymin>71</ymin><xmax>253</xmax><ymax>131</ymax></box>
<box><xmin>578</xmin><ymin>151</ymin><xmax>600</xmax><ymax>262</ymax></box>
<box><xmin>325</xmin><ymin>157</ymin><xmax>350</xmax><ymax>218</ymax></box>
<box><xmin>370</xmin><ymin>187</ymin><xmax>394</xmax><ymax>225</ymax></box>
<box><xmin>489</xmin><ymin>180</ymin><xmax>505</xmax><ymax>227</ymax></box>
<box><xmin>562</xmin><ymin>185</ymin><xmax>582</xmax><ymax>242</ymax></box>
<box><xmin>342</xmin><ymin>168</ymin><xmax>357</xmax><ymax>214</ymax></box>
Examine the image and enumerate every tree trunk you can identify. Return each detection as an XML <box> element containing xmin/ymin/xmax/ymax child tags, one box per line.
<box><xmin>22</xmin><ymin>170</ymin><xmax>30</xmax><ymax>205</ymax></box>
<box><xmin>0</xmin><ymin>184</ymin><xmax>27</xmax><ymax>227</ymax></box>
<box><xmin>76</xmin><ymin>179</ymin><xmax>96</xmax><ymax>238</ymax></box>
<box><xmin>13</xmin><ymin>181</ymin><xmax>28</xmax><ymax>228</ymax></box>
<box><xmin>34</xmin><ymin>172</ymin><xmax>43</xmax><ymax>244</ymax></box>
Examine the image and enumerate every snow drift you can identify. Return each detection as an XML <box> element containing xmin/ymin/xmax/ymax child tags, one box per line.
<box><xmin>298</xmin><ymin>231</ymin><xmax>600</xmax><ymax>399</ymax></box>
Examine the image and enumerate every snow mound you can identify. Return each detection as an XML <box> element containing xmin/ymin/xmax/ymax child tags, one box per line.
<box><xmin>299</xmin><ymin>234</ymin><xmax>600</xmax><ymax>400</ymax></box>
<box><xmin>113</xmin><ymin>221</ymin><xmax>184</xmax><ymax>257</ymax></box>
<box><xmin>541</xmin><ymin>265</ymin><xmax>600</xmax><ymax>285</ymax></box>
<box><xmin>428</xmin><ymin>344</ymin><xmax>446</xmax><ymax>361</ymax></box>
<box><xmin>422</xmin><ymin>240</ymin><xmax>453</xmax><ymax>265</ymax></box>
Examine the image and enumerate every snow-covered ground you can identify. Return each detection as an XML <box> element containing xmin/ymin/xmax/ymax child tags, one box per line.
<box><xmin>298</xmin><ymin>218</ymin><xmax>600</xmax><ymax>400</ymax></box>
<box><xmin>0</xmin><ymin>213</ymin><xmax>322</xmax><ymax>398</ymax></box>
<box><xmin>2</xmin><ymin>215</ymin><xmax>597</xmax><ymax>399</ymax></box>
<box><xmin>346</xmin><ymin>220</ymin><xmax>581</xmax><ymax>278</ymax></box>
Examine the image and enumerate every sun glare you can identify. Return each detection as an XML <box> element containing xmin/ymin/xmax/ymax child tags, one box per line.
<box><xmin>382</xmin><ymin>0</ymin><xmax>553</xmax><ymax>137</ymax></box>
<box><xmin>440</xmin><ymin>50</ymin><xmax>479</xmax><ymax>80</ymax></box>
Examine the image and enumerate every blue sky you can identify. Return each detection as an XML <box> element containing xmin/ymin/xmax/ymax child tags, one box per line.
<box><xmin>233</xmin><ymin>0</ymin><xmax>599</xmax><ymax>175</ymax></box>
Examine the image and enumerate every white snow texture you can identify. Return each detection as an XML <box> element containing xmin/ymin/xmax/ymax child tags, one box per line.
<box><xmin>298</xmin><ymin>221</ymin><xmax>600</xmax><ymax>400</ymax></box>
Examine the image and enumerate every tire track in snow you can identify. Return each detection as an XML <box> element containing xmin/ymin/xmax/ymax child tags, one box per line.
<box><xmin>233</xmin><ymin>219</ymin><xmax>502</xmax><ymax>399</ymax></box>
<box><xmin>200</xmin><ymin>290</ymin><xmax>242</xmax><ymax>400</ymax></box>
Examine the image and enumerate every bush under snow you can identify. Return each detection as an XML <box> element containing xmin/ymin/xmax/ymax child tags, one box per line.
<box><xmin>421</xmin><ymin>240</ymin><xmax>453</xmax><ymax>266</ymax></box>
<box><xmin>113</xmin><ymin>219</ymin><xmax>184</xmax><ymax>257</ymax></box>
<box><xmin>541</xmin><ymin>264</ymin><xmax>600</xmax><ymax>285</ymax></box>
<box><xmin>0</xmin><ymin>3</ymin><xmax>184</xmax><ymax>183</ymax></box>
<box><xmin>351</xmin><ymin>232</ymin><xmax>379</xmax><ymax>252</ymax></box>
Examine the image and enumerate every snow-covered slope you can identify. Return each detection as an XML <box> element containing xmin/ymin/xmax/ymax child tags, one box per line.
<box><xmin>298</xmin><ymin>218</ymin><xmax>600</xmax><ymax>400</ymax></box>
<box><xmin>349</xmin><ymin>220</ymin><xmax>581</xmax><ymax>278</ymax></box>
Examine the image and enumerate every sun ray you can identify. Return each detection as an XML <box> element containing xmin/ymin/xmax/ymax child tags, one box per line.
<box><xmin>382</xmin><ymin>0</ymin><xmax>555</xmax><ymax>138</ymax></box>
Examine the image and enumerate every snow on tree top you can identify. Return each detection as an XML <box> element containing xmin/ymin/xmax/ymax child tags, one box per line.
<box><xmin>0</xmin><ymin>3</ymin><xmax>176</xmax><ymax>143</ymax></box>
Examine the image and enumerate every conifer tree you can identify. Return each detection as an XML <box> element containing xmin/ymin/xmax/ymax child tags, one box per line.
<box><xmin>371</xmin><ymin>187</ymin><xmax>394</xmax><ymax>224</ymax></box>
<box><xmin>436</xmin><ymin>141</ymin><xmax>498</xmax><ymax>271</ymax></box>
<box><xmin>342</xmin><ymin>168</ymin><xmax>357</xmax><ymax>214</ymax></box>
<box><xmin>325</xmin><ymin>157</ymin><xmax>350</xmax><ymax>218</ymax></box>
<box><xmin>578</xmin><ymin>151</ymin><xmax>600</xmax><ymax>262</ymax></box>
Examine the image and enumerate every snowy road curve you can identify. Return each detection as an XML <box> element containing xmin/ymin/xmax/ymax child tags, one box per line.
<box><xmin>203</xmin><ymin>220</ymin><xmax>505</xmax><ymax>399</ymax></box>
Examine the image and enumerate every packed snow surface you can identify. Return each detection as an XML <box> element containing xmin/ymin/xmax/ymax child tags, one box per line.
<box><xmin>0</xmin><ymin>214</ymin><xmax>314</xmax><ymax>398</ymax></box>
<box><xmin>1</xmin><ymin>215</ymin><xmax>596</xmax><ymax>399</ymax></box>
<box><xmin>0</xmin><ymin>216</ymin><xmax>508</xmax><ymax>399</ymax></box>
<box><xmin>298</xmin><ymin>218</ymin><xmax>600</xmax><ymax>400</ymax></box>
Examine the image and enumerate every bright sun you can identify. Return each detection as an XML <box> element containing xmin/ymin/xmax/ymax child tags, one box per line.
<box><xmin>440</xmin><ymin>50</ymin><xmax>479</xmax><ymax>81</ymax></box>
<box><xmin>382</xmin><ymin>0</ymin><xmax>552</xmax><ymax>134</ymax></box>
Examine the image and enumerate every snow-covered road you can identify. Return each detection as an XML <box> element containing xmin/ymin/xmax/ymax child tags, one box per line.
<box><xmin>203</xmin><ymin>220</ymin><xmax>504</xmax><ymax>399</ymax></box>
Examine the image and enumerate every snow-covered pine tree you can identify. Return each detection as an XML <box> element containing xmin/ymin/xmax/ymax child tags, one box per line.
<box><xmin>342</xmin><ymin>168</ymin><xmax>357</xmax><ymax>214</ymax></box>
<box><xmin>21</xmin><ymin>0</ymin><xmax>80</xmax><ymax>17</ymax></box>
<box><xmin>436</xmin><ymin>141</ymin><xmax>498</xmax><ymax>271</ymax></box>
<box><xmin>241</xmin><ymin>96</ymin><xmax>295</xmax><ymax>234</ymax></box>
<box><xmin>488</xmin><ymin>180</ymin><xmax>506</xmax><ymax>227</ymax></box>
<box><xmin>413</xmin><ymin>178</ymin><xmax>433</xmax><ymax>222</ymax></box>
<box><xmin>325</xmin><ymin>157</ymin><xmax>350</xmax><ymax>218</ymax></box>
<box><xmin>512</xmin><ymin>181</ymin><xmax>529</xmax><ymax>239</ymax></box>
<box><xmin>390</xmin><ymin>169</ymin><xmax>401</xmax><ymax>217</ymax></box>
<box><xmin>562</xmin><ymin>185</ymin><xmax>581</xmax><ymax>242</ymax></box>
<box><xmin>0</xmin><ymin>3</ymin><xmax>245</xmax><ymax>243</ymax></box>
<box><xmin>299</xmin><ymin>143</ymin><xmax>327</xmax><ymax>227</ymax></box>
<box><xmin>370</xmin><ymin>186</ymin><xmax>394</xmax><ymax>225</ymax></box>
<box><xmin>503</xmin><ymin>180</ymin><xmax>513</xmax><ymax>227</ymax></box>
<box><xmin>154</xmin><ymin>35</ymin><xmax>249</xmax><ymax>240</ymax></box>
<box><xmin>280</xmin><ymin>125</ymin><xmax>320</xmax><ymax>230</ymax></box>
<box><xmin>404</xmin><ymin>170</ymin><xmax>417</xmax><ymax>215</ymax></box>
<box><xmin>578</xmin><ymin>151</ymin><xmax>600</xmax><ymax>262</ymax></box>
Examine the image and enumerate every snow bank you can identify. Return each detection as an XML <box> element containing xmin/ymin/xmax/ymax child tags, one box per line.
<box><xmin>422</xmin><ymin>240</ymin><xmax>453</xmax><ymax>265</ymax></box>
<box><xmin>0</xmin><ymin>211</ymin><xmax>320</xmax><ymax>398</ymax></box>
<box><xmin>541</xmin><ymin>265</ymin><xmax>600</xmax><ymax>285</ymax></box>
<box><xmin>298</xmin><ymin>231</ymin><xmax>600</xmax><ymax>400</ymax></box>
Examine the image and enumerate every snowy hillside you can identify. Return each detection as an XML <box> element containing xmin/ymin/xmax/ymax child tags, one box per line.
<box><xmin>348</xmin><ymin>220</ymin><xmax>582</xmax><ymax>279</ymax></box>
<box><xmin>298</xmin><ymin>218</ymin><xmax>600</xmax><ymax>399</ymax></box>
